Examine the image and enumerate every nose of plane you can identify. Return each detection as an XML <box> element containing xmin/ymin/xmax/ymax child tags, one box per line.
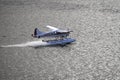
<box><xmin>70</xmin><ymin>38</ymin><xmax>76</xmax><ymax>42</ymax></box>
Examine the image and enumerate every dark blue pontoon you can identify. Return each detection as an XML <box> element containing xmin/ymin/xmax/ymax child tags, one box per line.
<box><xmin>42</xmin><ymin>38</ymin><xmax>76</xmax><ymax>46</ymax></box>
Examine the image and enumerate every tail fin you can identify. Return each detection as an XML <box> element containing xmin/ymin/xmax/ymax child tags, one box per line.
<box><xmin>31</xmin><ymin>28</ymin><xmax>43</xmax><ymax>38</ymax></box>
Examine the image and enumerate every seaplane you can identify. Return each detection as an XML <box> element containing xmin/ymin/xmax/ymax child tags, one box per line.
<box><xmin>31</xmin><ymin>25</ymin><xmax>76</xmax><ymax>47</ymax></box>
<box><xmin>31</xmin><ymin>25</ymin><xmax>73</xmax><ymax>39</ymax></box>
<box><xmin>0</xmin><ymin>25</ymin><xmax>76</xmax><ymax>48</ymax></box>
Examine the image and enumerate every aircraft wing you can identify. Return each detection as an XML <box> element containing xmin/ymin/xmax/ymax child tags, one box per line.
<box><xmin>46</xmin><ymin>25</ymin><xmax>59</xmax><ymax>31</ymax></box>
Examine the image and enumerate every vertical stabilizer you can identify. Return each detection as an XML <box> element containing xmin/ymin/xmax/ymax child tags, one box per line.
<box><xmin>32</xmin><ymin>28</ymin><xmax>43</xmax><ymax>38</ymax></box>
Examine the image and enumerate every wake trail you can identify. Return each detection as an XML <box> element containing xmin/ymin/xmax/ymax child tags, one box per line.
<box><xmin>0</xmin><ymin>40</ymin><xmax>48</xmax><ymax>48</ymax></box>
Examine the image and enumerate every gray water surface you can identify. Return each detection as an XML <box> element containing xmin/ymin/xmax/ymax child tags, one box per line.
<box><xmin>0</xmin><ymin>0</ymin><xmax>120</xmax><ymax>80</ymax></box>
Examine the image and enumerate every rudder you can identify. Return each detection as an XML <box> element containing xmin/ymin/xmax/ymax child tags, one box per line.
<box><xmin>32</xmin><ymin>28</ymin><xmax>43</xmax><ymax>38</ymax></box>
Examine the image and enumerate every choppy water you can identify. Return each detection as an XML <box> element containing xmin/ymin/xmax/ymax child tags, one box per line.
<box><xmin>0</xmin><ymin>0</ymin><xmax>120</xmax><ymax>80</ymax></box>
